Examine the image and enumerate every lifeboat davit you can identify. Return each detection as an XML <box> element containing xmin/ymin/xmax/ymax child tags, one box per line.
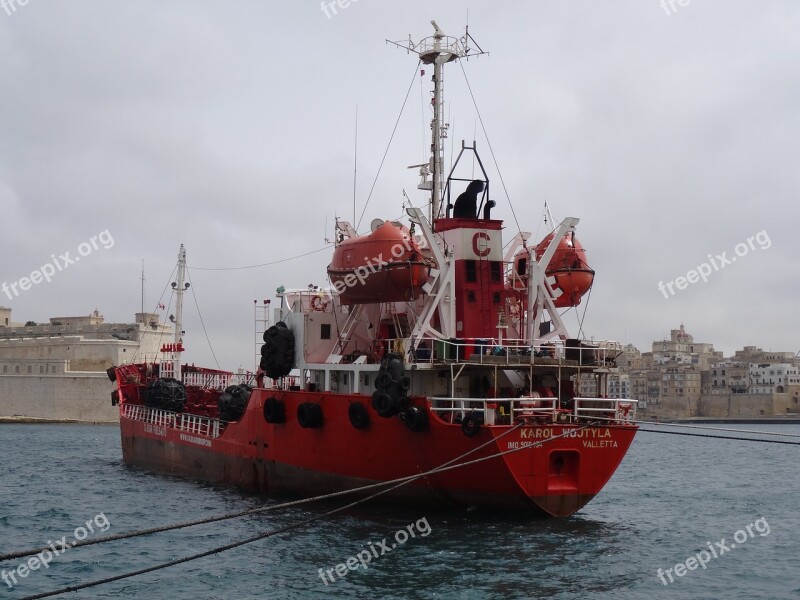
<box><xmin>327</xmin><ymin>221</ymin><xmax>430</xmax><ymax>305</ymax></box>
<box><xmin>510</xmin><ymin>231</ymin><xmax>594</xmax><ymax>308</ymax></box>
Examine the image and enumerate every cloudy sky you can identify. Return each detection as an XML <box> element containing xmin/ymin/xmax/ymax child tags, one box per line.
<box><xmin>1</xmin><ymin>1</ymin><xmax>797</xmax><ymax>370</ymax></box>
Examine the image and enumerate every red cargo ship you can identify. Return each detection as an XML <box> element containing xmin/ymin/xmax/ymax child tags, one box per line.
<box><xmin>109</xmin><ymin>22</ymin><xmax>637</xmax><ymax>517</ymax></box>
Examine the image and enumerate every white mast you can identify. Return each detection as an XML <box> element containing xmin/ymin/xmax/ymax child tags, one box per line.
<box><xmin>389</xmin><ymin>21</ymin><xmax>484</xmax><ymax>222</ymax></box>
<box><xmin>172</xmin><ymin>244</ymin><xmax>189</xmax><ymax>376</ymax></box>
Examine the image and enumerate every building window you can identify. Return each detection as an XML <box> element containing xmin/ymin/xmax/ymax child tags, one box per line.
<box><xmin>321</xmin><ymin>324</ymin><xmax>331</xmax><ymax>340</ymax></box>
<box><xmin>27</xmin><ymin>366</ymin><xmax>32</xmax><ymax>373</ymax></box>
<box><xmin>490</xmin><ymin>262</ymin><xmax>502</xmax><ymax>283</ymax></box>
<box><xmin>465</xmin><ymin>261</ymin><xmax>477</xmax><ymax>283</ymax></box>
<box><xmin>492</xmin><ymin>292</ymin><xmax>501</xmax><ymax>304</ymax></box>
<box><xmin>2</xmin><ymin>366</ymin><xmax>6</xmax><ymax>373</ymax></box>
<box><xmin>40</xmin><ymin>366</ymin><xmax>44</xmax><ymax>374</ymax></box>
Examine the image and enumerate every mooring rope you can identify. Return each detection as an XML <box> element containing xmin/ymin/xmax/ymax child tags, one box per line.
<box><xmin>15</xmin><ymin>423</ymin><xmax>593</xmax><ymax>599</ymax></box>
<box><xmin>2</xmin><ymin>419</ymin><xmax>534</xmax><ymax>562</ymax></box>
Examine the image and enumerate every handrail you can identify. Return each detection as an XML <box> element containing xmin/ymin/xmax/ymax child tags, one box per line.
<box><xmin>430</xmin><ymin>396</ymin><xmax>638</xmax><ymax>425</ymax></box>
<box><xmin>121</xmin><ymin>404</ymin><xmax>224</xmax><ymax>438</ymax></box>
<box><xmin>408</xmin><ymin>336</ymin><xmax>620</xmax><ymax>367</ymax></box>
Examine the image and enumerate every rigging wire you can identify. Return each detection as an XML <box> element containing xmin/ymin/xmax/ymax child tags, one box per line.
<box><xmin>188</xmin><ymin>245</ymin><xmax>333</xmax><ymax>272</ymax></box>
<box><xmin>576</xmin><ymin>286</ymin><xmax>593</xmax><ymax>340</ymax></box>
<box><xmin>638</xmin><ymin>428</ymin><xmax>800</xmax><ymax>446</ymax></box>
<box><xmin>356</xmin><ymin>60</ymin><xmax>421</xmax><ymax>232</ymax></box>
<box><xmin>458</xmin><ymin>60</ymin><xmax>522</xmax><ymax>236</ymax></box>
<box><xmin>130</xmin><ymin>265</ymin><xmax>177</xmax><ymax>364</ymax></box>
<box><xmin>184</xmin><ymin>267</ymin><xmax>221</xmax><ymax>370</ymax></box>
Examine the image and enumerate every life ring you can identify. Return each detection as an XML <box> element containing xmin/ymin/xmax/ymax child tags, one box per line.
<box><xmin>519</xmin><ymin>392</ymin><xmax>542</xmax><ymax>417</ymax></box>
<box><xmin>618</xmin><ymin>402</ymin><xmax>632</xmax><ymax>419</ymax></box>
<box><xmin>311</xmin><ymin>296</ymin><xmax>328</xmax><ymax>312</ymax></box>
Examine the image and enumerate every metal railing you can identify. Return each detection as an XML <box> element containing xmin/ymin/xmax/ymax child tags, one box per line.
<box><xmin>409</xmin><ymin>336</ymin><xmax>621</xmax><ymax>367</ymax></box>
<box><xmin>121</xmin><ymin>404</ymin><xmax>223</xmax><ymax>438</ymax></box>
<box><xmin>430</xmin><ymin>396</ymin><xmax>638</xmax><ymax>425</ymax></box>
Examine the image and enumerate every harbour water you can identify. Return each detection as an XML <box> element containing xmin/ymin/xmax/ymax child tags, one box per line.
<box><xmin>1</xmin><ymin>423</ymin><xmax>798</xmax><ymax>599</ymax></box>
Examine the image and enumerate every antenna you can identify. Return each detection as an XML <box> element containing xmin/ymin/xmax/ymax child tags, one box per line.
<box><xmin>353</xmin><ymin>105</ymin><xmax>358</xmax><ymax>225</ymax></box>
<box><xmin>140</xmin><ymin>260</ymin><xmax>145</xmax><ymax>316</ymax></box>
<box><xmin>388</xmin><ymin>22</ymin><xmax>486</xmax><ymax>222</ymax></box>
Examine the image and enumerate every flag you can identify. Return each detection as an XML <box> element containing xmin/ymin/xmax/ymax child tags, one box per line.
<box><xmin>157</xmin><ymin>303</ymin><xmax>165</xmax><ymax>310</ymax></box>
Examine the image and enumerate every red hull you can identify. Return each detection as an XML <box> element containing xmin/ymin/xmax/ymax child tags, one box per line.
<box><xmin>119</xmin><ymin>390</ymin><xmax>636</xmax><ymax>517</ymax></box>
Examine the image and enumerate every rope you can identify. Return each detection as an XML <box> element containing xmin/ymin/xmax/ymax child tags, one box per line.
<box><xmin>188</xmin><ymin>245</ymin><xmax>333</xmax><ymax>271</ymax></box>
<box><xmin>130</xmin><ymin>265</ymin><xmax>177</xmax><ymax>364</ymax></box>
<box><xmin>356</xmin><ymin>60</ymin><xmax>421</xmax><ymax>231</ymax></box>
<box><xmin>1</xmin><ymin>419</ymin><xmax>529</xmax><ymax>562</ymax></box>
<box><xmin>184</xmin><ymin>267</ymin><xmax>220</xmax><ymax>370</ymax></box>
<box><xmin>458</xmin><ymin>60</ymin><xmax>522</xmax><ymax>236</ymax></box>
<box><xmin>586</xmin><ymin>414</ymin><xmax>800</xmax><ymax>438</ymax></box>
<box><xmin>638</xmin><ymin>428</ymin><xmax>800</xmax><ymax>446</ymax></box>
<box><xmin>16</xmin><ymin>423</ymin><xmax>592</xmax><ymax>599</ymax></box>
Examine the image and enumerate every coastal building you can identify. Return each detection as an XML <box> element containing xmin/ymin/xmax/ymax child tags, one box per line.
<box><xmin>749</xmin><ymin>363</ymin><xmax>799</xmax><ymax>395</ymax></box>
<box><xmin>607</xmin><ymin>373</ymin><xmax>630</xmax><ymax>399</ymax></box>
<box><xmin>709</xmin><ymin>362</ymin><xmax>750</xmax><ymax>395</ymax></box>
<box><xmin>619</xmin><ymin>325</ymin><xmax>799</xmax><ymax>420</ymax></box>
<box><xmin>0</xmin><ymin>308</ymin><xmax>171</xmax><ymax>422</ymax></box>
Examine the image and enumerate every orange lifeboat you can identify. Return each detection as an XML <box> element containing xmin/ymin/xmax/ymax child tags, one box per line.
<box><xmin>327</xmin><ymin>221</ymin><xmax>430</xmax><ymax>305</ymax></box>
<box><xmin>509</xmin><ymin>231</ymin><xmax>594</xmax><ymax>308</ymax></box>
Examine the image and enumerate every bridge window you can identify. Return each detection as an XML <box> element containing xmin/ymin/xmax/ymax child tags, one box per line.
<box><xmin>321</xmin><ymin>324</ymin><xmax>331</xmax><ymax>340</ymax></box>
<box><xmin>465</xmin><ymin>260</ymin><xmax>477</xmax><ymax>283</ymax></box>
<box><xmin>490</xmin><ymin>262</ymin><xmax>502</xmax><ymax>283</ymax></box>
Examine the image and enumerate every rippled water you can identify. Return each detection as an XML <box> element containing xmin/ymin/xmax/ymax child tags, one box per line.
<box><xmin>0</xmin><ymin>423</ymin><xmax>798</xmax><ymax>599</ymax></box>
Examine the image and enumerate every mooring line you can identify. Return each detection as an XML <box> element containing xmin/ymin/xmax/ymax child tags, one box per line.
<box><xmin>16</xmin><ymin>422</ymin><xmax>598</xmax><ymax>599</ymax></box>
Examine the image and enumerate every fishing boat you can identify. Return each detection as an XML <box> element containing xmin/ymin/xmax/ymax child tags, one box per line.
<box><xmin>108</xmin><ymin>22</ymin><xmax>638</xmax><ymax>517</ymax></box>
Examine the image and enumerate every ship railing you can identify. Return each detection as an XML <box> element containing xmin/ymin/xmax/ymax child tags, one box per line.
<box><xmin>181</xmin><ymin>372</ymin><xmax>232</xmax><ymax>390</ymax></box>
<box><xmin>573</xmin><ymin>397</ymin><xmax>638</xmax><ymax>424</ymax></box>
<box><xmin>409</xmin><ymin>337</ymin><xmax>619</xmax><ymax>367</ymax></box>
<box><xmin>121</xmin><ymin>404</ymin><xmax>223</xmax><ymax>438</ymax></box>
<box><xmin>430</xmin><ymin>396</ymin><xmax>638</xmax><ymax>425</ymax></box>
<box><xmin>178</xmin><ymin>412</ymin><xmax>221</xmax><ymax>438</ymax></box>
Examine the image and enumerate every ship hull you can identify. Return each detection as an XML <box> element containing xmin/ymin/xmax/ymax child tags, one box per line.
<box><xmin>119</xmin><ymin>389</ymin><xmax>636</xmax><ymax>517</ymax></box>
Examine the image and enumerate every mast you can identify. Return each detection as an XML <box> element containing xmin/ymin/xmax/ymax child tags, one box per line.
<box><xmin>140</xmin><ymin>260</ymin><xmax>145</xmax><ymax>316</ymax></box>
<box><xmin>172</xmin><ymin>245</ymin><xmax>188</xmax><ymax>375</ymax></box>
<box><xmin>389</xmin><ymin>21</ymin><xmax>485</xmax><ymax>222</ymax></box>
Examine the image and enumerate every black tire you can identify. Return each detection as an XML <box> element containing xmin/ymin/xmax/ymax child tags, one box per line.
<box><xmin>374</xmin><ymin>372</ymin><xmax>392</xmax><ymax>390</ymax></box>
<box><xmin>371</xmin><ymin>391</ymin><xmax>395</xmax><ymax>418</ymax></box>
<box><xmin>461</xmin><ymin>411</ymin><xmax>484</xmax><ymax>438</ymax></box>
<box><xmin>145</xmin><ymin>378</ymin><xmax>186</xmax><ymax>412</ymax></box>
<box><xmin>297</xmin><ymin>402</ymin><xmax>323</xmax><ymax>428</ymax></box>
<box><xmin>399</xmin><ymin>376</ymin><xmax>411</xmax><ymax>392</ymax></box>
<box><xmin>263</xmin><ymin>397</ymin><xmax>286</xmax><ymax>424</ymax></box>
<box><xmin>402</xmin><ymin>406</ymin><xmax>428</xmax><ymax>432</ymax></box>
<box><xmin>348</xmin><ymin>402</ymin><xmax>370</xmax><ymax>430</ymax></box>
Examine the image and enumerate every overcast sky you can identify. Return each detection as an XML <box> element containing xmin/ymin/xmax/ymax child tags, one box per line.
<box><xmin>1</xmin><ymin>1</ymin><xmax>798</xmax><ymax>371</ymax></box>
